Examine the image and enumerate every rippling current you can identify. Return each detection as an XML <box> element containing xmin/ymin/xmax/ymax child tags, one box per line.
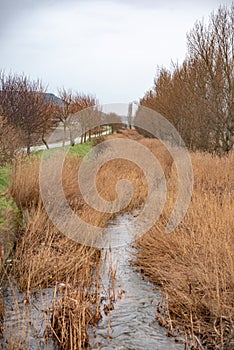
<box><xmin>88</xmin><ymin>213</ymin><xmax>184</xmax><ymax>350</ymax></box>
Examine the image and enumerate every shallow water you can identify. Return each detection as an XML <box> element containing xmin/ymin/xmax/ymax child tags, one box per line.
<box><xmin>1</xmin><ymin>281</ymin><xmax>56</xmax><ymax>349</ymax></box>
<box><xmin>88</xmin><ymin>213</ymin><xmax>184</xmax><ymax>350</ymax></box>
<box><xmin>1</xmin><ymin>213</ymin><xmax>184</xmax><ymax>349</ymax></box>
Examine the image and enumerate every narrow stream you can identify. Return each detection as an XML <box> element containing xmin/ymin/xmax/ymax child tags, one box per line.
<box><xmin>1</xmin><ymin>213</ymin><xmax>184</xmax><ymax>349</ymax></box>
<box><xmin>88</xmin><ymin>213</ymin><xmax>184</xmax><ymax>350</ymax></box>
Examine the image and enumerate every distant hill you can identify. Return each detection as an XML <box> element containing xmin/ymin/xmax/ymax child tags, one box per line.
<box><xmin>43</xmin><ymin>93</ymin><xmax>64</xmax><ymax>106</ymax></box>
<box><xmin>0</xmin><ymin>90</ymin><xmax>64</xmax><ymax>106</ymax></box>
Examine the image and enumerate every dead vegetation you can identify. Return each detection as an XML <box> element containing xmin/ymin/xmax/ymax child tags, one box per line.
<box><xmin>5</xmin><ymin>129</ymin><xmax>234</xmax><ymax>349</ymax></box>
<box><xmin>6</xmin><ymin>137</ymin><xmax>150</xmax><ymax>349</ymax></box>
<box><xmin>134</xmin><ymin>150</ymin><xmax>234</xmax><ymax>349</ymax></box>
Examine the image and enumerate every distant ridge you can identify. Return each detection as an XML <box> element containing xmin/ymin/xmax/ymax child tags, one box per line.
<box><xmin>0</xmin><ymin>90</ymin><xmax>64</xmax><ymax>106</ymax></box>
<box><xmin>43</xmin><ymin>93</ymin><xmax>64</xmax><ymax>106</ymax></box>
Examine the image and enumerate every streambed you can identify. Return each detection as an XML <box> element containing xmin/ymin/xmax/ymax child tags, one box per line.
<box><xmin>88</xmin><ymin>213</ymin><xmax>183</xmax><ymax>350</ymax></box>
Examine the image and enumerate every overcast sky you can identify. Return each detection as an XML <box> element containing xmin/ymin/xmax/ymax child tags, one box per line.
<box><xmin>0</xmin><ymin>0</ymin><xmax>232</xmax><ymax>103</ymax></box>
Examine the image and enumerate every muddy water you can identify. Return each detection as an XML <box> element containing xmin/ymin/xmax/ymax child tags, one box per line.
<box><xmin>88</xmin><ymin>213</ymin><xmax>184</xmax><ymax>350</ymax></box>
<box><xmin>1</xmin><ymin>213</ymin><xmax>184</xmax><ymax>349</ymax></box>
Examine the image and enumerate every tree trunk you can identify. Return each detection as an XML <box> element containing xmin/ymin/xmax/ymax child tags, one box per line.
<box><xmin>63</xmin><ymin>122</ymin><xmax>66</xmax><ymax>147</ymax></box>
<box><xmin>69</xmin><ymin>127</ymin><xmax>74</xmax><ymax>146</ymax></box>
<box><xmin>42</xmin><ymin>137</ymin><xmax>49</xmax><ymax>149</ymax></box>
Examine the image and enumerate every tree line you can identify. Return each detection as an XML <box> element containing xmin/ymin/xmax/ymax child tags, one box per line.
<box><xmin>0</xmin><ymin>72</ymin><xmax>123</xmax><ymax>164</ymax></box>
<box><xmin>138</xmin><ymin>4</ymin><xmax>233</xmax><ymax>153</ymax></box>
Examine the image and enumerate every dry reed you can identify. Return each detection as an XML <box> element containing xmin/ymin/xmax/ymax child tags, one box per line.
<box><xmin>134</xmin><ymin>151</ymin><xmax>234</xmax><ymax>349</ymax></box>
<box><xmin>8</xmin><ymin>140</ymin><xmax>149</xmax><ymax>349</ymax></box>
<box><xmin>8</xmin><ymin>131</ymin><xmax>233</xmax><ymax>349</ymax></box>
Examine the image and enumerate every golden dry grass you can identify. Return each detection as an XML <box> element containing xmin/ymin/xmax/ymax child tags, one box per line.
<box><xmin>10</xmin><ymin>202</ymin><xmax>101</xmax><ymax>349</ymax></box>
<box><xmin>8</xmin><ymin>156</ymin><xmax>100</xmax><ymax>348</ymax></box>
<box><xmin>107</xmin><ymin>128</ymin><xmax>144</xmax><ymax>141</ymax></box>
<box><xmin>135</xmin><ymin>151</ymin><xmax>234</xmax><ymax>349</ymax></box>
<box><xmin>8</xmin><ymin>142</ymin><xmax>149</xmax><ymax>349</ymax></box>
<box><xmin>8</xmin><ymin>132</ymin><xmax>234</xmax><ymax>349</ymax></box>
<box><xmin>10</xmin><ymin>151</ymin><xmax>148</xmax><ymax>229</ymax></box>
<box><xmin>138</xmin><ymin>138</ymin><xmax>174</xmax><ymax>180</ymax></box>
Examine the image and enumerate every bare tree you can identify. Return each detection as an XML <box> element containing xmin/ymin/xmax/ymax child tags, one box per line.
<box><xmin>139</xmin><ymin>4</ymin><xmax>233</xmax><ymax>153</ymax></box>
<box><xmin>104</xmin><ymin>112</ymin><xmax>123</xmax><ymax>134</ymax></box>
<box><xmin>55</xmin><ymin>88</ymin><xmax>76</xmax><ymax>146</ymax></box>
<box><xmin>55</xmin><ymin>89</ymin><xmax>97</xmax><ymax>145</ymax></box>
<box><xmin>0</xmin><ymin>72</ymin><xmax>54</xmax><ymax>153</ymax></box>
<box><xmin>0</xmin><ymin>115</ymin><xmax>22</xmax><ymax>164</ymax></box>
<box><xmin>187</xmin><ymin>4</ymin><xmax>234</xmax><ymax>152</ymax></box>
<box><xmin>73</xmin><ymin>94</ymin><xmax>97</xmax><ymax>143</ymax></box>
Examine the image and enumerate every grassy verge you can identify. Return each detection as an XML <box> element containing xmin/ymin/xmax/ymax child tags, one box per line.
<box><xmin>0</xmin><ymin>165</ymin><xmax>11</xmax><ymax>219</ymax></box>
<box><xmin>0</xmin><ymin>166</ymin><xmax>9</xmax><ymax>192</ymax></box>
<box><xmin>0</xmin><ymin>165</ymin><xmax>20</xmax><ymax>260</ymax></box>
<box><xmin>69</xmin><ymin>141</ymin><xmax>92</xmax><ymax>157</ymax></box>
<box><xmin>33</xmin><ymin>141</ymin><xmax>92</xmax><ymax>158</ymax></box>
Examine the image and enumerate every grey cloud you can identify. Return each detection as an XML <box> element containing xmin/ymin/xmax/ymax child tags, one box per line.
<box><xmin>0</xmin><ymin>0</ymin><xmax>58</xmax><ymax>36</ymax></box>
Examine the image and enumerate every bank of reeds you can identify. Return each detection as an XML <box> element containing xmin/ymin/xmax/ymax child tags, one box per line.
<box><xmin>7</xmin><ymin>144</ymin><xmax>150</xmax><ymax>349</ymax></box>
<box><xmin>135</xmin><ymin>151</ymin><xmax>234</xmax><ymax>349</ymax></box>
<box><xmin>7</xmin><ymin>132</ymin><xmax>233</xmax><ymax>349</ymax></box>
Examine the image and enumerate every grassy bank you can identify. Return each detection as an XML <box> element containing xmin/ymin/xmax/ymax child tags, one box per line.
<box><xmin>134</xmin><ymin>151</ymin><xmax>234</xmax><ymax>349</ymax></box>
<box><xmin>0</xmin><ymin>165</ymin><xmax>11</xmax><ymax>227</ymax></box>
<box><xmin>33</xmin><ymin>141</ymin><xmax>92</xmax><ymax>158</ymax></box>
<box><xmin>0</xmin><ymin>165</ymin><xmax>20</xmax><ymax>261</ymax></box>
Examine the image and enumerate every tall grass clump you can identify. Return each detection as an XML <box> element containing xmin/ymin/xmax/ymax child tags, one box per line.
<box><xmin>6</xmin><ymin>153</ymin><xmax>99</xmax><ymax>348</ymax></box>
<box><xmin>135</xmin><ymin>151</ymin><xmax>234</xmax><ymax>349</ymax></box>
